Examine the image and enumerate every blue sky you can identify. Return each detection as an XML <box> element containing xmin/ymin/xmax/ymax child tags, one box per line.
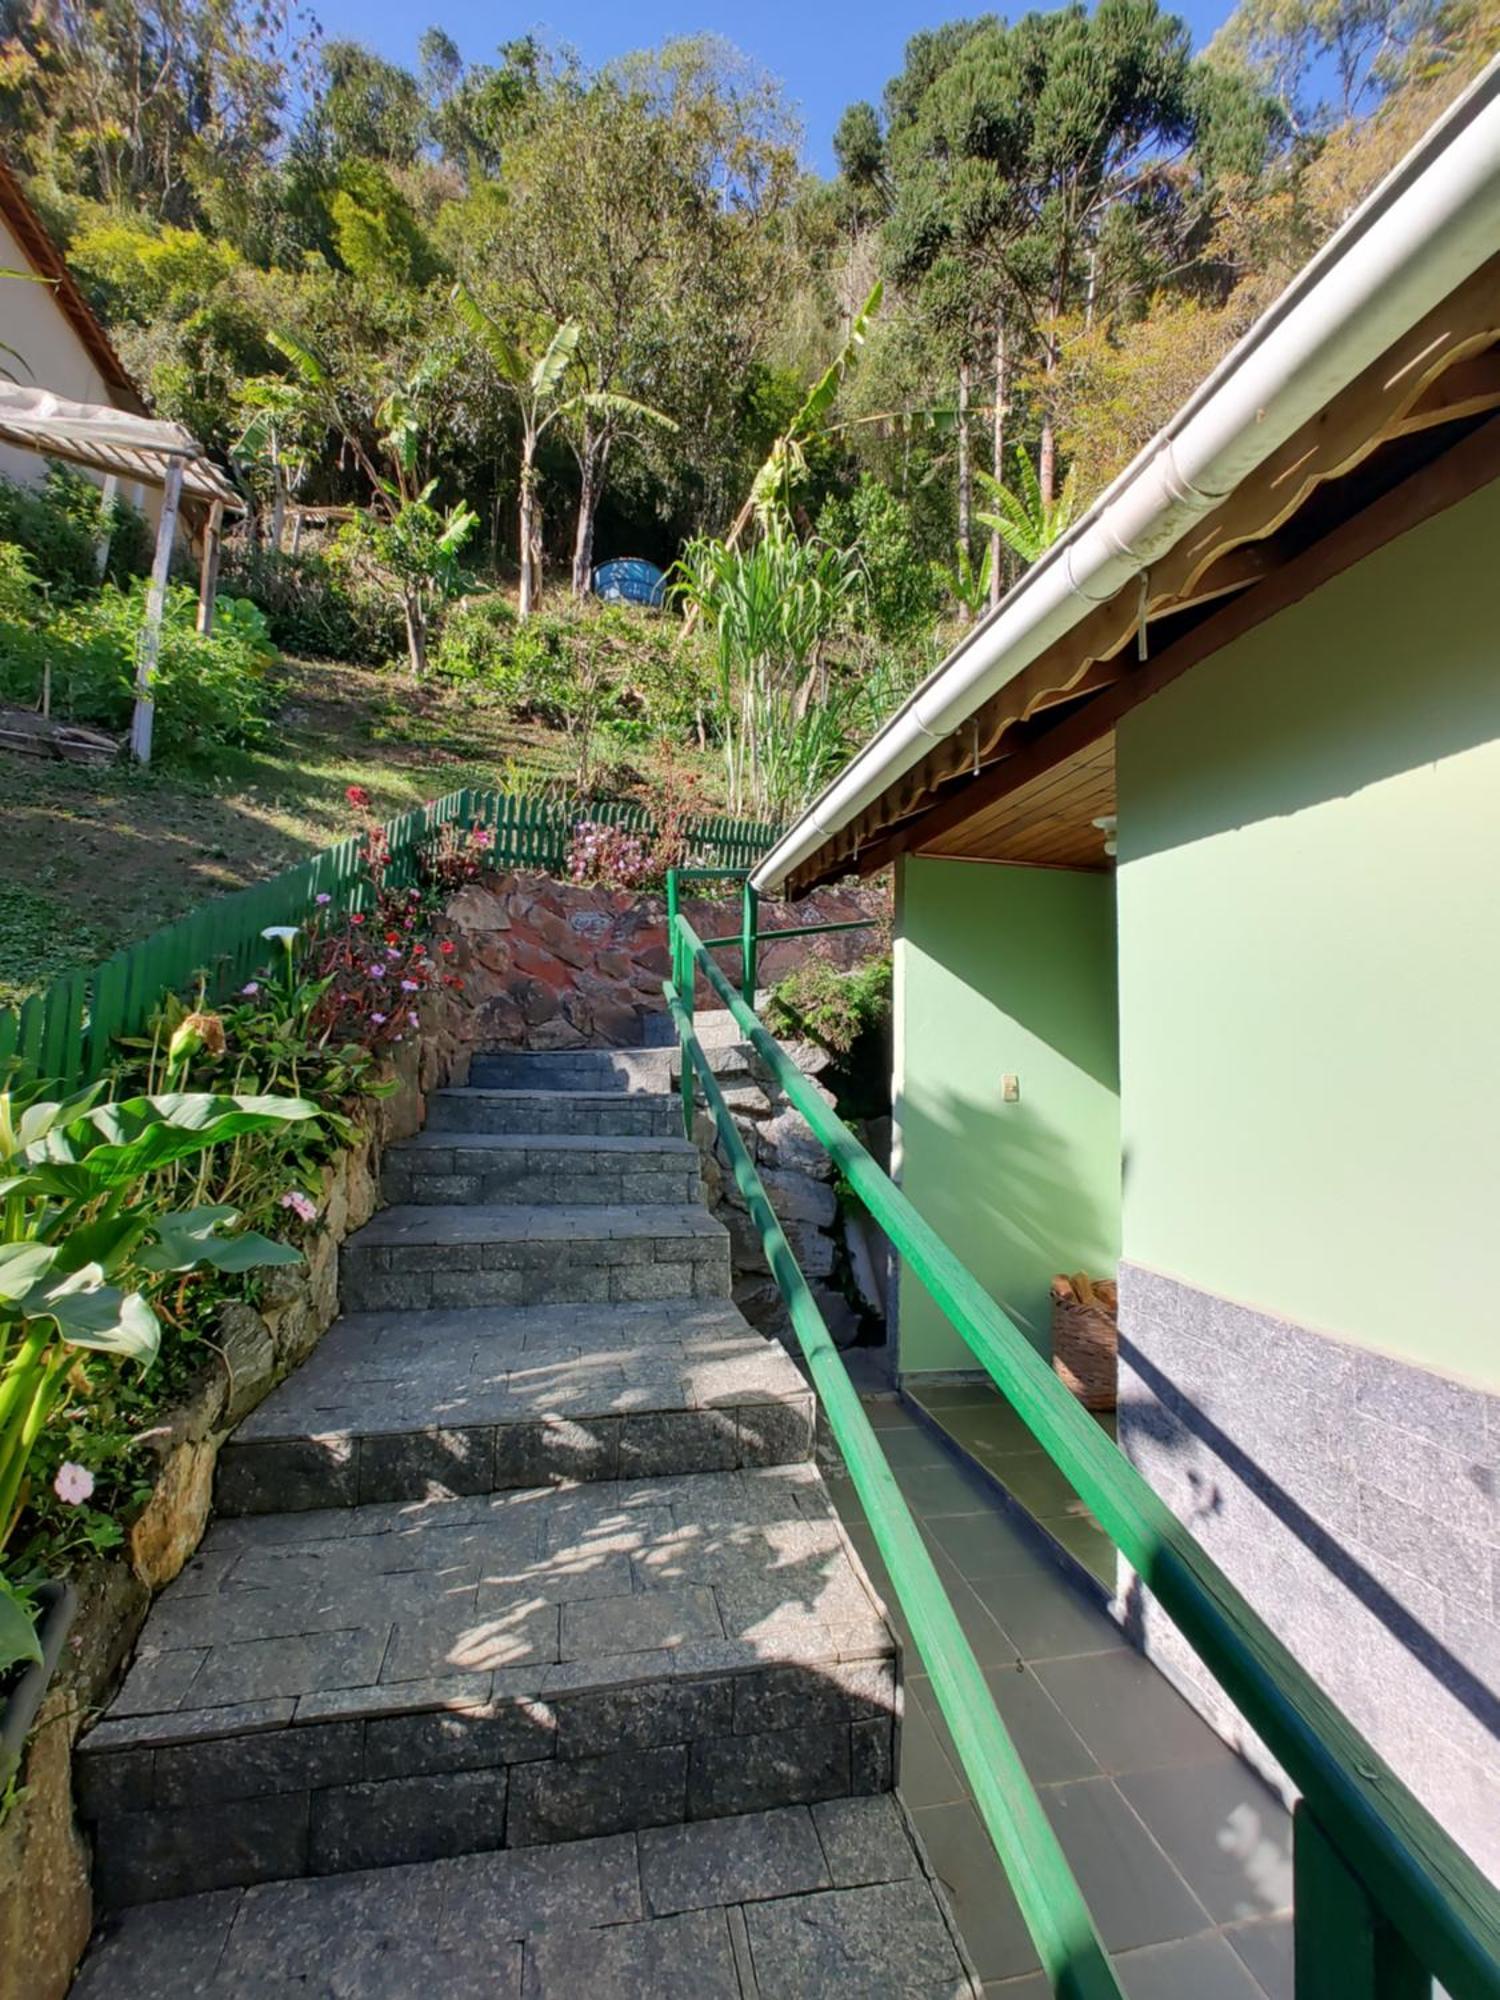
<box><xmin>304</xmin><ymin>1</ymin><xmax>1242</xmax><ymax>174</ymax></box>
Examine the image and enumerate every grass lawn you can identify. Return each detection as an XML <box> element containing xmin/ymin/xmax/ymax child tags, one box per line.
<box><xmin>0</xmin><ymin>657</ymin><xmax>705</xmax><ymax>1005</ymax></box>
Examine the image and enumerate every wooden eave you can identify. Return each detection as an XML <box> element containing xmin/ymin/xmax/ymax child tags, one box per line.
<box><xmin>786</xmin><ymin>253</ymin><xmax>1500</xmax><ymax>895</ymax></box>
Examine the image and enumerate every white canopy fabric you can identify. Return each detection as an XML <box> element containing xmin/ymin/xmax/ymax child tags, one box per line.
<box><xmin>0</xmin><ymin>384</ymin><xmax>242</xmax><ymax>509</ymax></box>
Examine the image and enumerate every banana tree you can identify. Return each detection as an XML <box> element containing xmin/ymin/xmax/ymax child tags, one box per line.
<box><xmin>233</xmin><ymin>375</ymin><xmax>317</xmax><ymax>553</ymax></box>
<box><xmin>976</xmin><ymin>446</ymin><xmax>1079</xmax><ymax>569</ymax></box>
<box><xmin>452</xmin><ymin>287</ymin><xmax>676</xmax><ymax>617</ymax></box>
<box><xmin>0</xmin><ymin>1081</ymin><xmax>317</xmax><ymax>1553</ymax></box>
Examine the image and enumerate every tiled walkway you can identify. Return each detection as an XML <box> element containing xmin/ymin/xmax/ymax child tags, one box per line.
<box><xmin>821</xmin><ymin>1391</ymin><xmax>1296</xmax><ymax>1999</ymax></box>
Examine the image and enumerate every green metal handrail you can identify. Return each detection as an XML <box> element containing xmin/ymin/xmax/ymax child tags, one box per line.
<box><xmin>667</xmin><ymin>976</ymin><xmax>1125</xmax><ymax>2000</ymax></box>
<box><xmin>667</xmin><ymin>896</ymin><xmax>1500</xmax><ymax>2000</ymax></box>
<box><xmin>0</xmin><ymin>794</ymin><xmax>778</xmax><ymax>1092</ymax></box>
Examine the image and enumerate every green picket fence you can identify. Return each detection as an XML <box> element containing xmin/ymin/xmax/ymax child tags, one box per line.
<box><xmin>0</xmin><ymin>788</ymin><xmax>779</xmax><ymax>1094</ymax></box>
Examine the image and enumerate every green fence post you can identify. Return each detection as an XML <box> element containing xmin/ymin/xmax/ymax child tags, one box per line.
<box><xmin>739</xmin><ymin>876</ymin><xmax>758</xmax><ymax>1010</ymax></box>
<box><xmin>1294</xmin><ymin>1803</ymin><xmax>1429</xmax><ymax>2000</ymax></box>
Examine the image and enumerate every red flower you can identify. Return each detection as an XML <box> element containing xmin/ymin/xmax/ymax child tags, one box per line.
<box><xmin>350</xmin><ymin>913</ymin><xmax>365</xmax><ymax>926</ymax></box>
<box><xmin>439</xmin><ymin>939</ymin><xmax>455</xmax><ymax>957</ymax></box>
<box><xmin>385</xmin><ymin>931</ymin><xmax>400</xmax><ymax>946</ymax></box>
<box><xmin>346</xmin><ymin>785</ymin><xmax>372</xmax><ymax>810</ymax></box>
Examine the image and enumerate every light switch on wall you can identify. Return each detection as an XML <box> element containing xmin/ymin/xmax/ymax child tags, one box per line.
<box><xmin>1001</xmin><ymin>1073</ymin><xmax>1020</xmax><ymax>1102</ymax></box>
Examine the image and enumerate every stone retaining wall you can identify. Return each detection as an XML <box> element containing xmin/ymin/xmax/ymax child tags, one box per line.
<box><xmin>438</xmin><ymin>870</ymin><xmax>887</xmax><ymax>1053</ymax></box>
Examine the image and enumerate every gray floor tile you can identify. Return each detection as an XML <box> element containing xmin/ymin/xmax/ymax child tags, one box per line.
<box><xmin>1116</xmin><ymin>1760</ymin><xmax>1293</xmax><ymax>1923</ymax></box>
<box><xmin>981</xmin><ymin>1662</ymin><xmax>1101</xmax><ymax>1785</ymax></box>
<box><xmin>1034</xmin><ymin>1650</ymin><xmax>1228</xmax><ymax>1775</ymax></box>
<box><xmin>968</xmin><ymin>1565</ymin><xmax>1122</xmax><ymax>1664</ymax></box>
<box><xmin>1115</xmin><ymin>1931</ymin><xmax>1268</xmax><ymax>1999</ymax></box>
<box><xmin>1223</xmin><ymin>1913</ymin><xmax>1293</xmax><ymax>2000</ymax></box>
<box><xmin>910</xmin><ymin>1801</ymin><xmax>1040</xmax><ymax>1983</ymax></box>
<box><xmin>926</xmin><ymin>1511</ymin><xmax>1056</xmax><ymax>1583</ymax></box>
<box><xmin>895</xmin><ymin>1687</ymin><xmax>966</xmax><ymax>1808</ymax></box>
<box><xmin>1039</xmin><ymin>1778</ymin><xmax>1212</xmax><ymax>1954</ymax></box>
<box><xmin>891</xmin><ymin>1458</ymin><xmax>1003</xmax><ymax>1519</ymax></box>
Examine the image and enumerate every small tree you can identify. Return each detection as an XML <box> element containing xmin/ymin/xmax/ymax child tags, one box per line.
<box><xmin>341</xmin><ymin>486</ymin><xmax>477</xmax><ymax>675</ymax></box>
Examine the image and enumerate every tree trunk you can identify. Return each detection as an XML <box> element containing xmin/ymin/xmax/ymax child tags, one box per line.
<box><xmin>989</xmin><ymin>314</ymin><xmax>1007</xmax><ymax>613</ymax></box>
<box><xmin>518</xmin><ymin>441</ymin><xmax>538</xmax><ymax>620</ymax></box>
<box><xmin>571</xmin><ymin>426</ymin><xmax>607</xmax><ymax>599</ymax></box>
<box><xmin>404</xmin><ymin>593</ymin><xmax>428</xmax><ymax>676</ymax></box>
<box><xmin>956</xmin><ymin>358</ymin><xmax>972</xmax><ymax>556</ymax></box>
<box><xmin>269</xmin><ymin>479</ymin><xmax>287</xmax><ymax>556</ymax></box>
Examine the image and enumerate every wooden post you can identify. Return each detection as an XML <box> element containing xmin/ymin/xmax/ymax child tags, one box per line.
<box><xmin>196</xmin><ymin>498</ymin><xmax>223</xmax><ymax>636</ymax></box>
<box><xmin>94</xmin><ymin>473</ymin><xmax>118</xmax><ymax>579</ymax></box>
<box><xmin>129</xmin><ymin>456</ymin><xmax>184</xmax><ymax>767</ymax></box>
<box><xmin>1293</xmin><ymin>1802</ymin><xmax>1428</xmax><ymax>2000</ymax></box>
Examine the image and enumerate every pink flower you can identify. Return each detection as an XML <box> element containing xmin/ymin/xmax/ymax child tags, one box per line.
<box><xmin>370</xmin><ymin>1011</ymin><xmax>386</xmax><ymax>1024</ymax></box>
<box><xmin>368</xmin><ymin>963</ymin><xmax>385</xmax><ymax>979</ymax></box>
<box><xmin>53</xmin><ymin>1462</ymin><xmax>95</xmax><ymax>1506</ymax></box>
<box><xmin>241</xmin><ymin>982</ymin><xmax>259</xmax><ymax>996</ymax></box>
<box><xmin>400</xmin><ymin>979</ymin><xmax>418</xmax><ymax>991</ymax></box>
<box><xmin>279</xmin><ymin>1190</ymin><xmax>318</xmax><ymax>1224</ymax></box>
<box><xmin>407</xmin><ymin>1010</ymin><xmax>419</xmax><ymax>1027</ymax></box>
<box><xmin>315</xmin><ymin>892</ymin><xmax>332</xmax><ymax>906</ymax></box>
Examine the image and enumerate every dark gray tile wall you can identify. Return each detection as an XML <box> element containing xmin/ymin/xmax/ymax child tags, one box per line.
<box><xmin>1116</xmin><ymin>1261</ymin><xmax>1500</xmax><ymax>1884</ymax></box>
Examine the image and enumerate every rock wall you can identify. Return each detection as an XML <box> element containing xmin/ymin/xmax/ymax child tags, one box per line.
<box><xmin>439</xmin><ymin>870</ymin><xmax>887</xmax><ymax>1054</ymax></box>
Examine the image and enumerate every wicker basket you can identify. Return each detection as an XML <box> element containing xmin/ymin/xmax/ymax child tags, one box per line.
<box><xmin>1050</xmin><ymin>1274</ymin><xmax>1119</xmax><ymax>1412</ymax></box>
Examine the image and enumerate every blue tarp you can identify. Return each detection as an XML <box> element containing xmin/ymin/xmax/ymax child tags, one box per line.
<box><xmin>592</xmin><ymin>558</ymin><xmax>667</xmax><ymax>608</ymax></box>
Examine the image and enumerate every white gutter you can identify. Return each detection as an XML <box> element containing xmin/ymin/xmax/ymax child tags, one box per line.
<box><xmin>753</xmin><ymin>57</ymin><xmax>1500</xmax><ymax>894</ymax></box>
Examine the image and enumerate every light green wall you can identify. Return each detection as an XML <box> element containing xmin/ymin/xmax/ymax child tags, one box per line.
<box><xmin>893</xmin><ymin>857</ymin><xmax>1121</xmax><ymax>1372</ymax></box>
<box><xmin>1117</xmin><ymin>475</ymin><xmax>1500</xmax><ymax>1390</ymax></box>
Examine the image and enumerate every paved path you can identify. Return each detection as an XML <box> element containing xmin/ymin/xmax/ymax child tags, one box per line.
<box><xmin>70</xmin><ymin>1040</ymin><xmax>977</xmax><ymax>1996</ymax></box>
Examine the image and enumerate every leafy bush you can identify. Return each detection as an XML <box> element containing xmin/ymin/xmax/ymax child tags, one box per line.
<box><xmin>0</xmin><ymin>471</ymin><xmax>99</xmax><ymax>601</ymax></box>
<box><xmin>766</xmin><ymin>952</ymin><xmax>892</xmax><ymax>1056</ymax></box>
<box><xmin>433</xmin><ymin>598</ymin><xmax>708</xmax><ymax>741</ymax></box>
<box><xmin>0</xmin><ymin>581</ymin><xmax>278</xmax><ymax>754</ymax></box>
<box><xmin>41</xmin><ymin>461</ymin><xmax>152</xmax><ymax>588</ymax></box>
<box><xmin>223</xmin><ymin>546</ymin><xmax>407</xmax><ymax>665</ymax></box>
<box><xmin>820</xmin><ymin>476</ymin><xmax>940</xmax><ymax>644</ymax></box>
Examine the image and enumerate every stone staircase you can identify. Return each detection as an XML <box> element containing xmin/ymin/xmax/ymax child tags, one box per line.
<box><xmin>71</xmin><ymin>1029</ymin><xmax>974</xmax><ymax>1994</ymax></box>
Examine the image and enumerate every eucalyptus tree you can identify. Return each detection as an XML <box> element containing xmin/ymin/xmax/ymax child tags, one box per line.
<box><xmin>453</xmin><ymin>43</ymin><xmax>795</xmax><ymax>592</ymax></box>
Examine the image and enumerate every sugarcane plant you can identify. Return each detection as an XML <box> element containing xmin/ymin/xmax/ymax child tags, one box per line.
<box><xmin>0</xmin><ymin>1066</ymin><xmax>318</xmax><ymax>1653</ymax></box>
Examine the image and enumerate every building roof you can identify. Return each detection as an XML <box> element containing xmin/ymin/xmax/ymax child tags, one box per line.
<box><xmin>0</xmin><ymin>385</ymin><xmax>241</xmax><ymax>508</ymax></box>
<box><xmin>753</xmin><ymin>58</ymin><xmax>1500</xmax><ymax>897</ymax></box>
<box><xmin>0</xmin><ymin>155</ymin><xmax>147</xmax><ymax>416</ymax></box>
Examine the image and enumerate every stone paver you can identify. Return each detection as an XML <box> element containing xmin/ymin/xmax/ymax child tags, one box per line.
<box><xmin>77</xmin><ymin>1467</ymin><xmax>896</xmax><ymax>1903</ymax></box>
<box><xmin>218</xmin><ymin>1298</ymin><xmax>815</xmax><ymax>1512</ymax></box>
<box><xmin>71</xmin><ymin>1802</ymin><xmax>978</xmax><ymax>1996</ymax></box>
<box><xmin>341</xmin><ymin>1202</ymin><xmax>732</xmax><ymax>1312</ymax></box>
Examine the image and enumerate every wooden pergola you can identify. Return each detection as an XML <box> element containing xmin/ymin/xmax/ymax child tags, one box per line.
<box><xmin>0</xmin><ymin>385</ymin><xmax>244</xmax><ymax>765</ymax></box>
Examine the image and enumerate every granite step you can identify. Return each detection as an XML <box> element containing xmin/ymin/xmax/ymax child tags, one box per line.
<box><xmin>468</xmin><ymin>1044</ymin><xmax>754</xmax><ymax>1096</ymax></box>
<box><xmin>70</xmin><ymin>1796</ymin><xmax>977</xmax><ymax>1997</ymax></box>
<box><xmin>76</xmin><ymin>1466</ymin><xmax>898</xmax><ymax>1909</ymax></box>
<box><xmin>341</xmin><ymin>1204</ymin><xmax>732</xmax><ymax>1313</ymax></box>
<box><xmin>214</xmin><ymin>1298</ymin><xmax>816</xmax><ymax>1515</ymax></box>
<box><xmin>381</xmin><ymin>1130</ymin><xmax>702</xmax><ymax>1208</ymax></box>
<box><xmin>425</xmin><ymin>1089</ymin><xmax>681</xmax><ymax>1138</ymax></box>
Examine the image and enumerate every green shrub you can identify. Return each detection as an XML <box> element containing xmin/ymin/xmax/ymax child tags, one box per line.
<box><xmin>432</xmin><ymin>598</ymin><xmax>708</xmax><ymax>739</ymax></box>
<box><xmin>0</xmin><ymin>472</ymin><xmax>99</xmax><ymax>601</ymax></box>
<box><xmin>0</xmin><ymin>581</ymin><xmax>278</xmax><ymax>754</ymax></box>
<box><xmin>222</xmin><ymin>546</ymin><xmax>407</xmax><ymax>664</ymax></box>
<box><xmin>820</xmin><ymin>476</ymin><xmax>940</xmax><ymax>644</ymax></box>
<box><xmin>41</xmin><ymin>461</ymin><xmax>152</xmax><ymax>588</ymax></box>
<box><xmin>765</xmin><ymin>952</ymin><xmax>892</xmax><ymax>1056</ymax></box>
